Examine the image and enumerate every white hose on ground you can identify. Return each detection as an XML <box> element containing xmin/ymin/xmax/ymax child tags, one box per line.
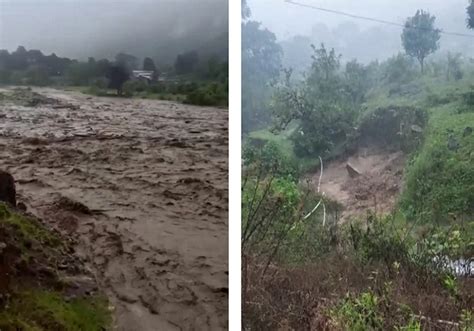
<box><xmin>303</xmin><ymin>156</ymin><xmax>326</xmax><ymax>224</ymax></box>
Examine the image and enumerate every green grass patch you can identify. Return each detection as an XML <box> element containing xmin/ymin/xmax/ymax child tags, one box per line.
<box><xmin>0</xmin><ymin>290</ymin><xmax>111</xmax><ymax>331</ymax></box>
<box><xmin>0</xmin><ymin>203</ymin><xmax>112</xmax><ymax>330</ymax></box>
<box><xmin>400</xmin><ymin>103</ymin><xmax>474</xmax><ymax>223</ymax></box>
<box><xmin>0</xmin><ymin>203</ymin><xmax>61</xmax><ymax>249</ymax></box>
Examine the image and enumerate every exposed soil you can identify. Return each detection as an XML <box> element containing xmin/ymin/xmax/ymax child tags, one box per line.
<box><xmin>309</xmin><ymin>146</ymin><xmax>406</xmax><ymax>221</ymax></box>
<box><xmin>0</xmin><ymin>87</ymin><xmax>228</xmax><ymax>330</ymax></box>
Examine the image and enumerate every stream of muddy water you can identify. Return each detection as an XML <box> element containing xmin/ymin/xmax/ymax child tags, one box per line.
<box><xmin>0</xmin><ymin>87</ymin><xmax>228</xmax><ymax>330</ymax></box>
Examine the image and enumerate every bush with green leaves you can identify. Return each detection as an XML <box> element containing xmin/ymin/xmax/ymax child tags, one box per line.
<box><xmin>272</xmin><ymin>44</ymin><xmax>365</xmax><ymax>158</ymax></box>
<box><xmin>123</xmin><ymin>80</ymin><xmax>148</xmax><ymax>96</ymax></box>
<box><xmin>357</xmin><ymin>106</ymin><xmax>428</xmax><ymax>152</ymax></box>
<box><xmin>381</xmin><ymin>53</ymin><xmax>418</xmax><ymax>85</ymax></box>
<box><xmin>330</xmin><ymin>289</ymin><xmax>422</xmax><ymax>331</ymax></box>
<box><xmin>243</xmin><ymin>141</ymin><xmax>299</xmax><ymax>181</ymax></box>
<box><xmin>347</xmin><ymin>215</ymin><xmax>413</xmax><ymax>269</ymax></box>
<box><xmin>242</xmin><ymin>142</ymin><xmax>344</xmax><ymax>265</ymax></box>
<box><xmin>330</xmin><ymin>291</ymin><xmax>385</xmax><ymax>331</ymax></box>
<box><xmin>242</xmin><ymin>20</ymin><xmax>282</xmax><ymax>132</ymax></box>
<box><xmin>184</xmin><ymin>81</ymin><xmax>228</xmax><ymax>106</ymax></box>
<box><xmin>447</xmin><ymin>52</ymin><xmax>464</xmax><ymax>81</ymax></box>
<box><xmin>460</xmin><ymin>309</ymin><xmax>474</xmax><ymax>331</ymax></box>
<box><xmin>462</xmin><ymin>89</ymin><xmax>474</xmax><ymax>110</ymax></box>
<box><xmin>242</xmin><ymin>173</ymin><xmax>303</xmax><ymax>259</ymax></box>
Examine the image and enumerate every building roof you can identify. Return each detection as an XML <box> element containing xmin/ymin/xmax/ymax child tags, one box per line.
<box><xmin>132</xmin><ymin>70</ymin><xmax>155</xmax><ymax>80</ymax></box>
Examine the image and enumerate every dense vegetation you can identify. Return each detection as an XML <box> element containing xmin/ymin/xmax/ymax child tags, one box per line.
<box><xmin>0</xmin><ymin>46</ymin><xmax>228</xmax><ymax>106</ymax></box>
<box><xmin>243</xmin><ymin>3</ymin><xmax>474</xmax><ymax>330</ymax></box>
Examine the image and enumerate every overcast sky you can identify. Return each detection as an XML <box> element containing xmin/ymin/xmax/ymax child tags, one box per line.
<box><xmin>0</xmin><ymin>0</ymin><xmax>228</xmax><ymax>62</ymax></box>
<box><xmin>247</xmin><ymin>0</ymin><xmax>474</xmax><ymax>65</ymax></box>
<box><xmin>249</xmin><ymin>0</ymin><xmax>473</xmax><ymax>39</ymax></box>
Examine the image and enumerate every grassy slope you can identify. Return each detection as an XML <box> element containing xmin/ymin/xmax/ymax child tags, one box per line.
<box><xmin>401</xmin><ymin>104</ymin><xmax>474</xmax><ymax>223</ymax></box>
<box><xmin>359</xmin><ymin>76</ymin><xmax>474</xmax><ymax>223</ymax></box>
<box><xmin>0</xmin><ymin>203</ymin><xmax>111</xmax><ymax>330</ymax></box>
<box><xmin>0</xmin><ymin>291</ymin><xmax>110</xmax><ymax>331</ymax></box>
<box><xmin>378</xmin><ymin>77</ymin><xmax>474</xmax><ymax>223</ymax></box>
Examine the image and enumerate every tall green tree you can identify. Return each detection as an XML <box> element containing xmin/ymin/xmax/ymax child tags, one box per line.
<box><xmin>273</xmin><ymin>44</ymin><xmax>359</xmax><ymax>157</ymax></box>
<box><xmin>242</xmin><ymin>21</ymin><xmax>282</xmax><ymax>132</ymax></box>
<box><xmin>106</xmin><ymin>65</ymin><xmax>130</xmax><ymax>95</ymax></box>
<box><xmin>242</xmin><ymin>0</ymin><xmax>250</xmax><ymax>19</ymax></box>
<box><xmin>401</xmin><ymin>10</ymin><xmax>441</xmax><ymax>73</ymax></box>
<box><xmin>115</xmin><ymin>53</ymin><xmax>138</xmax><ymax>71</ymax></box>
<box><xmin>467</xmin><ymin>0</ymin><xmax>474</xmax><ymax>28</ymax></box>
<box><xmin>143</xmin><ymin>57</ymin><xmax>156</xmax><ymax>71</ymax></box>
<box><xmin>344</xmin><ymin>59</ymin><xmax>371</xmax><ymax>105</ymax></box>
<box><xmin>447</xmin><ymin>52</ymin><xmax>463</xmax><ymax>81</ymax></box>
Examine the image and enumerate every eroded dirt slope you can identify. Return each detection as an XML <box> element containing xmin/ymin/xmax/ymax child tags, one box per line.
<box><xmin>309</xmin><ymin>147</ymin><xmax>406</xmax><ymax>221</ymax></box>
<box><xmin>0</xmin><ymin>87</ymin><xmax>228</xmax><ymax>330</ymax></box>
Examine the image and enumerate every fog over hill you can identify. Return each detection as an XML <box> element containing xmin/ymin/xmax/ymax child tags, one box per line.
<box><xmin>0</xmin><ymin>0</ymin><xmax>228</xmax><ymax>64</ymax></box>
<box><xmin>248</xmin><ymin>0</ymin><xmax>474</xmax><ymax>69</ymax></box>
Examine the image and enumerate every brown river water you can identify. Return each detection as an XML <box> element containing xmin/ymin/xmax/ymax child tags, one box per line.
<box><xmin>0</xmin><ymin>87</ymin><xmax>228</xmax><ymax>330</ymax></box>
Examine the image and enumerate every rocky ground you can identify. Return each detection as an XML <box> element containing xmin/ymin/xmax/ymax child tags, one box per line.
<box><xmin>0</xmin><ymin>87</ymin><xmax>229</xmax><ymax>330</ymax></box>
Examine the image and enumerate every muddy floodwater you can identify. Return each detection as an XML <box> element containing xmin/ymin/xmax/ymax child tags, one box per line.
<box><xmin>0</xmin><ymin>87</ymin><xmax>228</xmax><ymax>330</ymax></box>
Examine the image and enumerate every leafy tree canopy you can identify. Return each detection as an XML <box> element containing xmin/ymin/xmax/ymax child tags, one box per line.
<box><xmin>115</xmin><ymin>53</ymin><xmax>138</xmax><ymax>71</ymax></box>
<box><xmin>467</xmin><ymin>0</ymin><xmax>474</xmax><ymax>29</ymax></box>
<box><xmin>401</xmin><ymin>10</ymin><xmax>441</xmax><ymax>73</ymax></box>
<box><xmin>242</xmin><ymin>21</ymin><xmax>282</xmax><ymax>132</ymax></box>
<box><xmin>242</xmin><ymin>0</ymin><xmax>251</xmax><ymax>19</ymax></box>
<box><xmin>143</xmin><ymin>57</ymin><xmax>157</xmax><ymax>71</ymax></box>
<box><xmin>106</xmin><ymin>65</ymin><xmax>130</xmax><ymax>95</ymax></box>
<box><xmin>272</xmin><ymin>44</ymin><xmax>367</xmax><ymax>157</ymax></box>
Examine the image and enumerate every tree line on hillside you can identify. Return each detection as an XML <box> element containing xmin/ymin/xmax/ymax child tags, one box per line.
<box><xmin>0</xmin><ymin>46</ymin><xmax>228</xmax><ymax>106</ymax></box>
<box><xmin>243</xmin><ymin>3</ymin><xmax>474</xmax><ymax>135</ymax></box>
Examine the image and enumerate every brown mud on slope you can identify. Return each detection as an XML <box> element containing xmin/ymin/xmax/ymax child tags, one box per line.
<box><xmin>0</xmin><ymin>87</ymin><xmax>228</xmax><ymax>330</ymax></box>
<box><xmin>309</xmin><ymin>147</ymin><xmax>406</xmax><ymax>221</ymax></box>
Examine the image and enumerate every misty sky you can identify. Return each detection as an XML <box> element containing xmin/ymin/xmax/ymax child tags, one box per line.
<box><xmin>249</xmin><ymin>0</ymin><xmax>473</xmax><ymax>39</ymax></box>
<box><xmin>247</xmin><ymin>0</ymin><xmax>474</xmax><ymax>66</ymax></box>
<box><xmin>0</xmin><ymin>0</ymin><xmax>228</xmax><ymax>63</ymax></box>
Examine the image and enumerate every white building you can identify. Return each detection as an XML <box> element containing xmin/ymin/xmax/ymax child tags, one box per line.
<box><xmin>131</xmin><ymin>70</ymin><xmax>157</xmax><ymax>84</ymax></box>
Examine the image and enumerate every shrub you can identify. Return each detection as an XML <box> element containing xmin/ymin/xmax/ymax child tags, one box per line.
<box><xmin>461</xmin><ymin>90</ymin><xmax>474</xmax><ymax>111</ymax></box>
<box><xmin>91</xmin><ymin>77</ymin><xmax>108</xmax><ymax>89</ymax></box>
<box><xmin>382</xmin><ymin>54</ymin><xmax>418</xmax><ymax>85</ymax></box>
<box><xmin>357</xmin><ymin>106</ymin><xmax>428</xmax><ymax>152</ymax></box>
<box><xmin>122</xmin><ymin>80</ymin><xmax>148</xmax><ymax>95</ymax></box>
<box><xmin>185</xmin><ymin>82</ymin><xmax>228</xmax><ymax>106</ymax></box>
<box><xmin>243</xmin><ymin>141</ymin><xmax>300</xmax><ymax>181</ymax></box>
<box><xmin>330</xmin><ymin>291</ymin><xmax>385</xmax><ymax>331</ymax></box>
<box><xmin>243</xmin><ymin>213</ymin><xmax>473</xmax><ymax>330</ymax></box>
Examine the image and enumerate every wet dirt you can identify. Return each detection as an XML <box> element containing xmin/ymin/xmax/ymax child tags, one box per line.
<box><xmin>0</xmin><ymin>87</ymin><xmax>228</xmax><ymax>330</ymax></box>
<box><xmin>309</xmin><ymin>147</ymin><xmax>406</xmax><ymax>221</ymax></box>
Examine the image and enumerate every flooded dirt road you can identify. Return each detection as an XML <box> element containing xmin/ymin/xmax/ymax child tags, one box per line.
<box><xmin>0</xmin><ymin>87</ymin><xmax>228</xmax><ymax>330</ymax></box>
